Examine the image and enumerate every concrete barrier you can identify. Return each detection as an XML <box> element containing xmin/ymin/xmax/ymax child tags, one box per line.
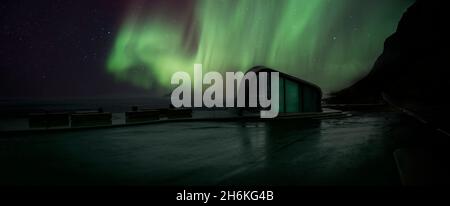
<box><xmin>165</xmin><ymin>109</ymin><xmax>192</xmax><ymax>119</ymax></box>
<box><xmin>71</xmin><ymin>112</ymin><xmax>112</xmax><ymax>127</ymax></box>
<box><xmin>126</xmin><ymin>110</ymin><xmax>160</xmax><ymax>123</ymax></box>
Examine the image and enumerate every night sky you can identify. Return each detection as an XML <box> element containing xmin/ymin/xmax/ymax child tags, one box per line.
<box><xmin>0</xmin><ymin>0</ymin><xmax>136</xmax><ymax>98</ymax></box>
<box><xmin>0</xmin><ymin>0</ymin><xmax>414</xmax><ymax>99</ymax></box>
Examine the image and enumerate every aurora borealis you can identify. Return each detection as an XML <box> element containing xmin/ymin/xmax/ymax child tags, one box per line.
<box><xmin>107</xmin><ymin>0</ymin><xmax>413</xmax><ymax>93</ymax></box>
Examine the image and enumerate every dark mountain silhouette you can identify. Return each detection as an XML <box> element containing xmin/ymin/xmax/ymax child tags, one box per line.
<box><xmin>328</xmin><ymin>0</ymin><xmax>450</xmax><ymax>129</ymax></box>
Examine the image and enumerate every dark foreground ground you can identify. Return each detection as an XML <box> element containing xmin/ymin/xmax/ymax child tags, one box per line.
<box><xmin>0</xmin><ymin>111</ymin><xmax>441</xmax><ymax>186</ymax></box>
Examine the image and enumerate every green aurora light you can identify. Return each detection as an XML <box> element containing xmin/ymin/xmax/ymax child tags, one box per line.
<box><xmin>107</xmin><ymin>0</ymin><xmax>413</xmax><ymax>93</ymax></box>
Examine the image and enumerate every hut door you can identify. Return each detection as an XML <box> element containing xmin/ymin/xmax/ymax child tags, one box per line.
<box><xmin>285</xmin><ymin>80</ymin><xmax>301</xmax><ymax>113</ymax></box>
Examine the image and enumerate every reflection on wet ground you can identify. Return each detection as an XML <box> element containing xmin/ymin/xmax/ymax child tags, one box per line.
<box><xmin>0</xmin><ymin>111</ymin><xmax>428</xmax><ymax>186</ymax></box>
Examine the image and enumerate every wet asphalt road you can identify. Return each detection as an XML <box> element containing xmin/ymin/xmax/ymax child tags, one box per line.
<box><xmin>0</xmin><ymin>111</ymin><xmax>421</xmax><ymax>186</ymax></box>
